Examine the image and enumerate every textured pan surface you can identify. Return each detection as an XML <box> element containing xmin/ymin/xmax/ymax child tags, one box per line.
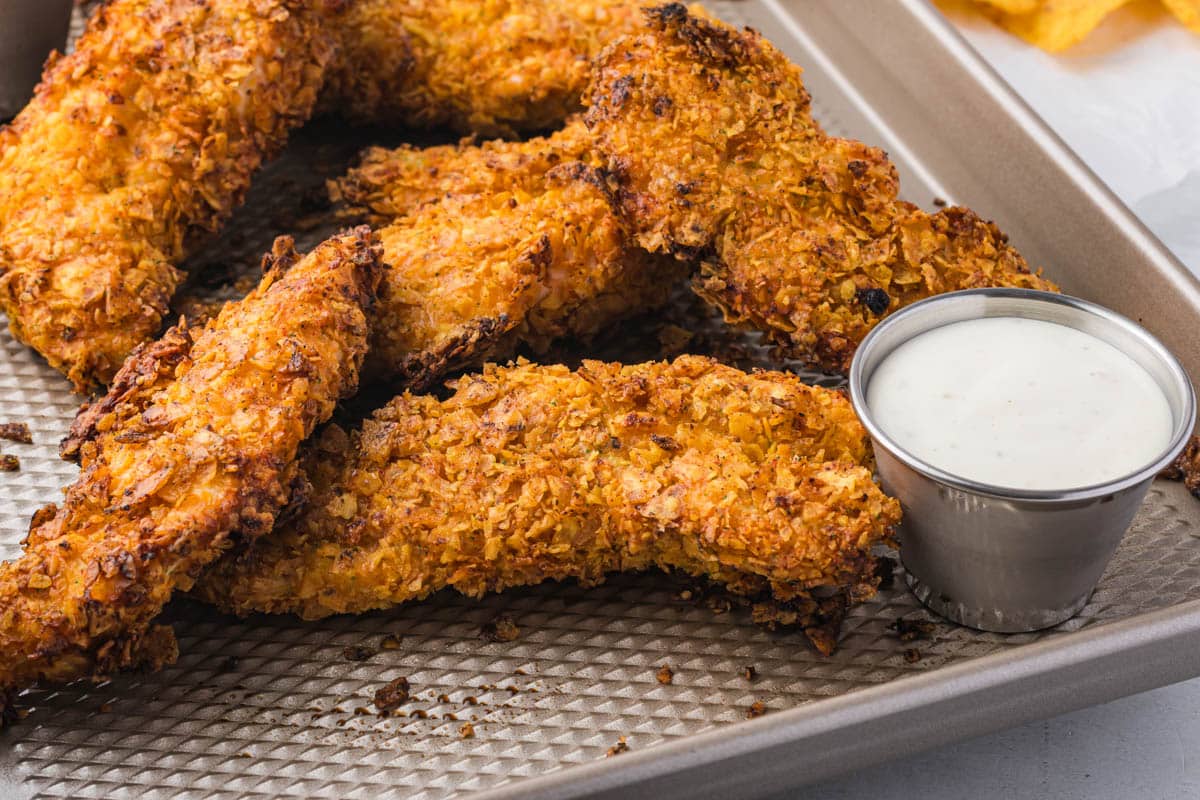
<box><xmin>2</xmin><ymin>2</ymin><xmax>1200</xmax><ymax>798</ymax></box>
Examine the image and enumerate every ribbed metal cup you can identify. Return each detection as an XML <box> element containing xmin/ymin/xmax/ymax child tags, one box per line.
<box><xmin>850</xmin><ymin>289</ymin><xmax>1196</xmax><ymax>633</ymax></box>
<box><xmin>0</xmin><ymin>0</ymin><xmax>73</xmax><ymax>119</ymax></box>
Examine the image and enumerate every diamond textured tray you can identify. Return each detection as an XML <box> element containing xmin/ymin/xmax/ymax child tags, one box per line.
<box><xmin>3</xmin><ymin>2</ymin><xmax>1200</xmax><ymax>799</ymax></box>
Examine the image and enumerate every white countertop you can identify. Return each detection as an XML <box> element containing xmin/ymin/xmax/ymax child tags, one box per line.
<box><xmin>799</xmin><ymin>4</ymin><xmax>1200</xmax><ymax>798</ymax></box>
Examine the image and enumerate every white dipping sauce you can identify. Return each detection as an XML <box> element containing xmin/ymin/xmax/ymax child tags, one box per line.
<box><xmin>866</xmin><ymin>317</ymin><xmax>1173</xmax><ymax>490</ymax></box>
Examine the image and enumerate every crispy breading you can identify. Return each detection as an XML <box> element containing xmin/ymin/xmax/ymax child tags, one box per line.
<box><xmin>331</xmin><ymin>117</ymin><xmax>596</xmax><ymax>224</ymax></box>
<box><xmin>584</xmin><ymin>4</ymin><xmax>1058</xmax><ymax>374</ymax></box>
<box><xmin>193</xmin><ymin>356</ymin><xmax>900</xmax><ymax>642</ymax></box>
<box><xmin>0</xmin><ymin>0</ymin><xmax>336</xmax><ymax>391</ymax></box>
<box><xmin>367</xmin><ymin>164</ymin><xmax>687</xmax><ymax>390</ymax></box>
<box><xmin>331</xmin><ymin>122</ymin><xmax>687</xmax><ymax>389</ymax></box>
<box><xmin>325</xmin><ymin>0</ymin><xmax>648</xmax><ymax>135</ymax></box>
<box><xmin>0</xmin><ymin>228</ymin><xmax>380</xmax><ymax>716</ymax></box>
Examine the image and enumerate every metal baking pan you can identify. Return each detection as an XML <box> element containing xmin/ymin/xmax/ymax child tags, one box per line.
<box><xmin>3</xmin><ymin>1</ymin><xmax>1200</xmax><ymax>797</ymax></box>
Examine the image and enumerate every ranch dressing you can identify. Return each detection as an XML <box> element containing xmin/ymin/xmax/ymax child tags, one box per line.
<box><xmin>866</xmin><ymin>316</ymin><xmax>1173</xmax><ymax>490</ymax></box>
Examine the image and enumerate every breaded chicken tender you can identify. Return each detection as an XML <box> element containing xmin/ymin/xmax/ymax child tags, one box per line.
<box><xmin>585</xmin><ymin>4</ymin><xmax>1057</xmax><ymax>374</ymax></box>
<box><xmin>333</xmin><ymin>122</ymin><xmax>688</xmax><ymax>389</ymax></box>
<box><xmin>325</xmin><ymin>0</ymin><xmax>648</xmax><ymax>135</ymax></box>
<box><xmin>0</xmin><ymin>0</ymin><xmax>336</xmax><ymax>390</ymax></box>
<box><xmin>331</xmin><ymin>117</ymin><xmax>597</xmax><ymax>223</ymax></box>
<box><xmin>0</xmin><ymin>229</ymin><xmax>380</xmax><ymax>718</ymax></box>
<box><xmin>193</xmin><ymin>356</ymin><xmax>901</xmax><ymax>654</ymax></box>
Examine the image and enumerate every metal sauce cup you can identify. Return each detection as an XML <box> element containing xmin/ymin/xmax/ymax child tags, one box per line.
<box><xmin>849</xmin><ymin>288</ymin><xmax>1196</xmax><ymax>633</ymax></box>
<box><xmin>0</xmin><ymin>0</ymin><xmax>74</xmax><ymax>119</ymax></box>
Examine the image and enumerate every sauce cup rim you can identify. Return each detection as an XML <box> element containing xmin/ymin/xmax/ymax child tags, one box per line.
<box><xmin>848</xmin><ymin>288</ymin><xmax>1197</xmax><ymax>503</ymax></box>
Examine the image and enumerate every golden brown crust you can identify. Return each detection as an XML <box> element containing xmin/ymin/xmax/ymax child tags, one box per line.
<box><xmin>193</xmin><ymin>356</ymin><xmax>900</xmax><ymax>627</ymax></box>
<box><xmin>0</xmin><ymin>0</ymin><xmax>337</xmax><ymax>390</ymax></box>
<box><xmin>332</xmin><ymin>121</ymin><xmax>688</xmax><ymax>390</ymax></box>
<box><xmin>325</xmin><ymin>0</ymin><xmax>649</xmax><ymax>135</ymax></box>
<box><xmin>584</xmin><ymin>5</ymin><xmax>1058</xmax><ymax>374</ymax></box>
<box><xmin>0</xmin><ymin>227</ymin><xmax>380</xmax><ymax>714</ymax></box>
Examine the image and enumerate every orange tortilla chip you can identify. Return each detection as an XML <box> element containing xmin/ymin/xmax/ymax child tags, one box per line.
<box><xmin>973</xmin><ymin>0</ymin><xmax>1041</xmax><ymax>13</ymax></box>
<box><xmin>999</xmin><ymin>0</ymin><xmax>1133</xmax><ymax>51</ymax></box>
<box><xmin>1162</xmin><ymin>0</ymin><xmax>1200</xmax><ymax>32</ymax></box>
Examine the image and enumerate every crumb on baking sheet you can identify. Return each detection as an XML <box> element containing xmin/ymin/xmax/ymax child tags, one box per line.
<box><xmin>343</xmin><ymin>645</ymin><xmax>375</xmax><ymax>662</ymax></box>
<box><xmin>0</xmin><ymin>455</ymin><xmax>19</xmax><ymax>472</ymax></box>
<box><xmin>373</xmin><ymin>676</ymin><xmax>411</xmax><ymax>714</ymax></box>
<box><xmin>0</xmin><ymin>423</ymin><xmax>32</xmax><ymax>444</ymax></box>
<box><xmin>481</xmin><ymin>614</ymin><xmax>519</xmax><ymax>643</ymax></box>
<box><xmin>606</xmin><ymin>736</ymin><xmax>630</xmax><ymax>757</ymax></box>
<box><xmin>460</xmin><ymin>722</ymin><xmax>475</xmax><ymax>739</ymax></box>
<box><xmin>747</xmin><ymin>701</ymin><xmax>767</xmax><ymax>719</ymax></box>
<box><xmin>890</xmin><ymin>617</ymin><xmax>937</xmax><ymax>642</ymax></box>
<box><xmin>656</xmin><ymin>664</ymin><xmax>674</xmax><ymax>685</ymax></box>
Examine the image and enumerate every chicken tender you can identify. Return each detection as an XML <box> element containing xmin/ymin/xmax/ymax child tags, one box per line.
<box><xmin>0</xmin><ymin>0</ymin><xmax>336</xmax><ymax>391</ymax></box>
<box><xmin>0</xmin><ymin>228</ymin><xmax>380</xmax><ymax>718</ymax></box>
<box><xmin>331</xmin><ymin>117</ymin><xmax>596</xmax><ymax>224</ymax></box>
<box><xmin>585</xmin><ymin>4</ymin><xmax>1057</xmax><ymax>374</ymax></box>
<box><xmin>332</xmin><ymin>123</ymin><xmax>687</xmax><ymax>389</ymax></box>
<box><xmin>325</xmin><ymin>0</ymin><xmax>648</xmax><ymax>135</ymax></box>
<box><xmin>193</xmin><ymin>356</ymin><xmax>901</xmax><ymax>653</ymax></box>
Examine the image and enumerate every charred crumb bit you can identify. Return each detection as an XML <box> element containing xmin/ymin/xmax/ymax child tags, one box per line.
<box><xmin>373</xmin><ymin>676</ymin><xmax>411</xmax><ymax>714</ymax></box>
<box><xmin>380</xmin><ymin>635</ymin><xmax>403</xmax><ymax>650</ymax></box>
<box><xmin>342</xmin><ymin>645</ymin><xmax>375</xmax><ymax>662</ymax></box>
<box><xmin>875</xmin><ymin>556</ymin><xmax>897</xmax><ymax>589</ymax></box>
<box><xmin>656</xmin><ymin>664</ymin><xmax>674</xmax><ymax>685</ymax></box>
<box><xmin>747</xmin><ymin>701</ymin><xmax>768</xmax><ymax>719</ymax></box>
<box><xmin>856</xmin><ymin>287</ymin><xmax>891</xmax><ymax>315</ymax></box>
<box><xmin>481</xmin><ymin>614</ymin><xmax>519</xmax><ymax>643</ymax></box>
<box><xmin>933</xmin><ymin>196</ymin><xmax>948</xmax><ymax>207</ymax></box>
<box><xmin>890</xmin><ymin>617</ymin><xmax>937</xmax><ymax>642</ymax></box>
<box><xmin>98</xmin><ymin>702</ymin><xmax>112</xmax><ymax>713</ymax></box>
<box><xmin>705</xmin><ymin>594</ymin><xmax>732</xmax><ymax>615</ymax></box>
<box><xmin>460</xmin><ymin>722</ymin><xmax>476</xmax><ymax>739</ymax></box>
<box><xmin>0</xmin><ymin>423</ymin><xmax>32</xmax><ymax>444</ymax></box>
<box><xmin>606</xmin><ymin>737</ymin><xmax>630</xmax><ymax>757</ymax></box>
<box><xmin>741</xmin><ymin>665</ymin><xmax>758</xmax><ymax>681</ymax></box>
<box><xmin>903</xmin><ymin>648</ymin><xmax>922</xmax><ymax>664</ymax></box>
<box><xmin>0</xmin><ymin>455</ymin><xmax>19</xmax><ymax>472</ymax></box>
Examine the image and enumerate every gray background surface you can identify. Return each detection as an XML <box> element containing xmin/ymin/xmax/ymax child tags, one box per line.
<box><xmin>805</xmin><ymin>4</ymin><xmax>1200</xmax><ymax>797</ymax></box>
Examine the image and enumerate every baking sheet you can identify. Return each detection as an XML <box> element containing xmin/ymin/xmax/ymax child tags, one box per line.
<box><xmin>3</xmin><ymin>1</ymin><xmax>1200</xmax><ymax>798</ymax></box>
